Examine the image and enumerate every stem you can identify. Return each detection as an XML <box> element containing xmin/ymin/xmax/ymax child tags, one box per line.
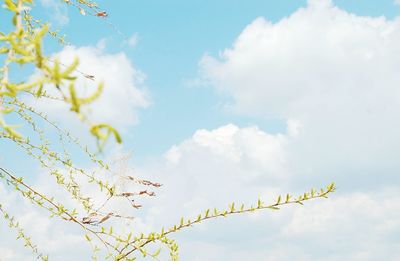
<box><xmin>117</xmin><ymin>184</ymin><xmax>336</xmax><ymax>260</ymax></box>
<box><xmin>0</xmin><ymin>167</ymin><xmax>113</xmax><ymax>251</ymax></box>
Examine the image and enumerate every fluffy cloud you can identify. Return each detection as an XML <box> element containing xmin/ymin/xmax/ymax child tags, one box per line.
<box><xmin>1</xmin><ymin>43</ymin><xmax>151</xmax><ymax>259</ymax></box>
<box><xmin>30</xmin><ymin>44</ymin><xmax>150</xmax><ymax>137</ymax></box>
<box><xmin>202</xmin><ymin>0</ymin><xmax>400</xmax><ymax>119</ymax></box>
<box><xmin>135</xmin><ymin>124</ymin><xmax>400</xmax><ymax>261</ymax></box>
<box><xmin>201</xmin><ymin>0</ymin><xmax>400</xmax><ymax>188</ymax></box>
<box><xmin>0</xmin><ymin>181</ymin><xmax>89</xmax><ymax>261</ymax></box>
<box><xmin>40</xmin><ymin>0</ymin><xmax>69</xmax><ymax>26</ymax></box>
<box><xmin>2</xmin><ymin>122</ymin><xmax>400</xmax><ymax>260</ymax></box>
<box><xmin>0</xmin><ymin>124</ymin><xmax>309</xmax><ymax>260</ymax></box>
<box><xmin>155</xmin><ymin>124</ymin><xmax>293</xmax><ymax>214</ymax></box>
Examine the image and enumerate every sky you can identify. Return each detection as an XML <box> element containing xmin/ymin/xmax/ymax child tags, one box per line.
<box><xmin>1</xmin><ymin>0</ymin><xmax>400</xmax><ymax>260</ymax></box>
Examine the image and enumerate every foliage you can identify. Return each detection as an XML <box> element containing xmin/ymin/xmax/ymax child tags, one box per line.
<box><xmin>0</xmin><ymin>0</ymin><xmax>336</xmax><ymax>260</ymax></box>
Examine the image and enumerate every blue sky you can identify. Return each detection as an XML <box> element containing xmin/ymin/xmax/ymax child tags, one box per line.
<box><xmin>58</xmin><ymin>0</ymin><xmax>311</xmax><ymax>159</ymax></box>
<box><xmin>35</xmin><ymin>0</ymin><xmax>400</xmax><ymax>160</ymax></box>
<box><xmin>2</xmin><ymin>0</ymin><xmax>400</xmax><ymax>260</ymax></box>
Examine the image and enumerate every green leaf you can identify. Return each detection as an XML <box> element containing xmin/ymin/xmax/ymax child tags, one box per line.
<box><xmin>213</xmin><ymin>208</ymin><xmax>219</xmax><ymax>216</ymax></box>
<box><xmin>5</xmin><ymin>0</ymin><xmax>18</xmax><ymax>12</ymax></box>
<box><xmin>277</xmin><ymin>195</ymin><xmax>281</xmax><ymax>204</ymax></box>
<box><xmin>152</xmin><ymin>248</ymin><xmax>161</xmax><ymax>257</ymax></box>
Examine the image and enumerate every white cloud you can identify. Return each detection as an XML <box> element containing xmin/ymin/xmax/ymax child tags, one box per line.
<box><xmin>1</xmin><ymin>43</ymin><xmax>151</xmax><ymax>258</ymax></box>
<box><xmin>126</xmin><ymin>33</ymin><xmax>139</xmax><ymax>48</ymax></box>
<box><xmin>30</xmin><ymin>44</ymin><xmax>150</xmax><ymax>138</ymax></box>
<box><xmin>163</xmin><ymin>124</ymin><xmax>290</xmax><ymax>183</ymax></box>
<box><xmin>0</xmin><ymin>247</ymin><xmax>17</xmax><ymax>261</ymax></box>
<box><xmin>2</xmin><ymin>122</ymin><xmax>400</xmax><ymax>260</ymax></box>
<box><xmin>202</xmin><ymin>0</ymin><xmax>400</xmax><ymax>119</ymax></box>
<box><xmin>0</xmin><ymin>182</ymin><xmax>88</xmax><ymax>261</ymax></box>
<box><xmin>200</xmin><ymin>0</ymin><xmax>400</xmax><ymax>186</ymax></box>
<box><xmin>40</xmin><ymin>0</ymin><xmax>69</xmax><ymax>26</ymax></box>
<box><xmin>135</xmin><ymin>124</ymin><xmax>400</xmax><ymax>261</ymax></box>
<box><xmin>127</xmin><ymin>124</ymin><xmax>292</xmax><ymax>241</ymax></box>
<box><xmin>395</xmin><ymin>0</ymin><xmax>400</xmax><ymax>6</ymax></box>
